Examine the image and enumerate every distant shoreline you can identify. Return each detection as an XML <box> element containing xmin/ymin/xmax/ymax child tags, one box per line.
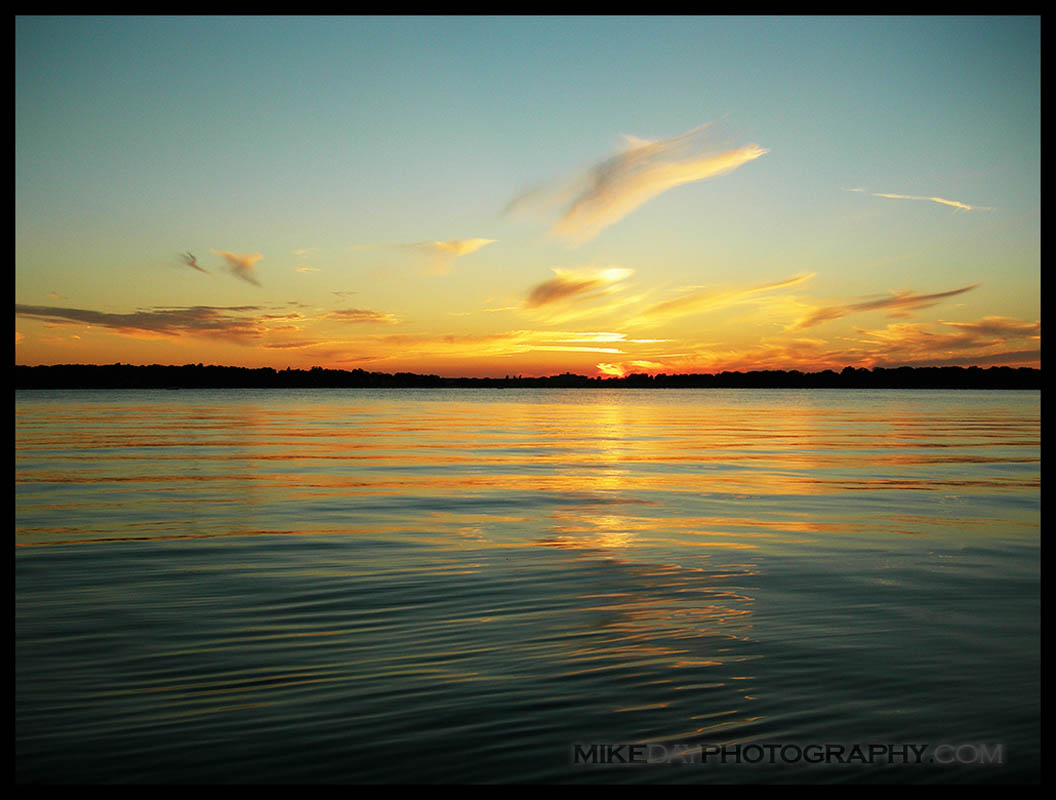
<box><xmin>15</xmin><ymin>363</ymin><xmax>1042</xmax><ymax>390</ymax></box>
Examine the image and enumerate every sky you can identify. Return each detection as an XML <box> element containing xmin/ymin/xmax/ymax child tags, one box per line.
<box><xmin>15</xmin><ymin>16</ymin><xmax>1040</xmax><ymax>377</ymax></box>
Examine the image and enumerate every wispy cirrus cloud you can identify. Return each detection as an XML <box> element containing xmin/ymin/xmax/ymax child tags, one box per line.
<box><xmin>666</xmin><ymin>336</ymin><xmax>862</xmax><ymax>374</ymax></box>
<box><xmin>507</xmin><ymin>122</ymin><xmax>767</xmax><ymax>244</ymax></box>
<box><xmin>553</xmin><ymin>331</ymin><xmax>665</xmax><ymax>345</ymax></box>
<box><xmin>15</xmin><ymin>303</ymin><xmax>271</xmax><ymax>341</ymax></box>
<box><xmin>348</xmin><ymin>238</ymin><xmax>496</xmax><ymax>275</ymax></box>
<box><xmin>631</xmin><ymin>272</ymin><xmax>815</xmax><ymax>327</ymax></box>
<box><xmin>325</xmin><ymin>308</ymin><xmax>401</xmax><ymax>325</ymax></box>
<box><xmin>650</xmin><ymin>314</ymin><xmax>1040</xmax><ymax>374</ymax></box>
<box><xmin>262</xmin><ymin>338</ymin><xmax>327</xmax><ymax>350</ymax></box>
<box><xmin>832</xmin><ymin>316</ymin><xmax>1039</xmax><ymax>369</ymax></box>
<box><xmin>938</xmin><ymin>316</ymin><xmax>1040</xmax><ymax>339</ymax></box>
<box><xmin>853</xmin><ymin>316</ymin><xmax>1039</xmax><ymax>355</ymax></box>
<box><xmin>14</xmin><ymin>302</ymin><xmax>407</xmax><ymax>348</ymax></box>
<box><xmin>845</xmin><ymin>187</ymin><xmax>992</xmax><ymax>212</ymax></box>
<box><xmin>790</xmin><ymin>283</ymin><xmax>979</xmax><ymax>329</ymax></box>
<box><xmin>307</xmin><ymin>328</ymin><xmax>657</xmax><ymax>366</ymax></box>
<box><xmin>211</xmin><ymin>250</ymin><xmax>263</xmax><ymax>286</ymax></box>
<box><xmin>411</xmin><ymin>238</ymin><xmax>496</xmax><ymax>259</ymax></box>
<box><xmin>407</xmin><ymin>238</ymin><xmax>496</xmax><ymax>275</ymax></box>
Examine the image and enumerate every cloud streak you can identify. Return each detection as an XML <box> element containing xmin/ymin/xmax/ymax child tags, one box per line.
<box><xmin>308</xmin><ymin>328</ymin><xmax>661</xmax><ymax>365</ymax></box>
<box><xmin>411</xmin><ymin>238</ymin><xmax>496</xmax><ymax>259</ymax></box>
<box><xmin>939</xmin><ymin>317</ymin><xmax>1040</xmax><ymax>338</ymax></box>
<box><xmin>632</xmin><ymin>273</ymin><xmax>815</xmax><ymax>327</ymax></box>
<box><xmin>791</xmin><ymin>283</ymin><xmax>980</xmax><ymax>329</ymax></box>
<box><xmin>405</xmin><ymin>238</ymin><xmax>496</xmax><ymax>275</ymax></box>
<box><xmin>14</xmin><ymin>302</ymin><xmax>405</xmax><ymax>347</ymax></box>
<box><xmin>846</xmin><ymin>187</ymin><xmax>992</xmax><ymax>212</ymax></box>
<box><xmin>508</xmin><ymin>123</ymin><xmax>768</xmax><ymax>243</ymax></box>
<box><xmin>854</xmin><ymin>316</ymin><xmax>1039</xmax><ymax>353</ymax></box>
<box><xmin>15</xmin><ymin>303</ymin><xmax>271</xmax><ymax>341</ymax></box>
<box><xmin>346</xmin><ymin>238</ymin><xmax>496</xmax><ymax>275</ymax></box>
<box><xmin>325</xmin><ymin>308</ymin><xmax>401</xmax><ymax>325</ymax></box>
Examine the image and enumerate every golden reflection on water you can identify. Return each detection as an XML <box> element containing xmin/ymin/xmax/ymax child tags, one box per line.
<box><xmin>15</xmin><ymin>391</ymin><xmax>1042</xmax><ymax>549</ymax></box>
<box><xmin>15</xmin><ymin>390</ymin><xmax>1042</xmax><ymax>781</ymax></box>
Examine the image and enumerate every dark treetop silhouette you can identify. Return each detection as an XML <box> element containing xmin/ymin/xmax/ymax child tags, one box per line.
<box><xmin>15</xmin><ymin>363</ymin><xmax>1041</xmax><ymax>390</ymax></box>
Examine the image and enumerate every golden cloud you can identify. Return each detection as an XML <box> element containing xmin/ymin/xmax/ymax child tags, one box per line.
<box><xmin>525</xmin><ymin>267</ymin><xmax>633</xmax><ymax>308</ymax></box>
<box><xmin>632</xmin><ymin>272</ymin><xmax>815</xmax><ymax>327</ymax></box>
<box><xmin>508</xmin><ymin>122</ymin><xmax>767</xmax><ymax>244</ymax></box>
<box><xmin>324</xmin><ymin>308</ymin><xmax>402</xmax><ymax>325</ymax></box>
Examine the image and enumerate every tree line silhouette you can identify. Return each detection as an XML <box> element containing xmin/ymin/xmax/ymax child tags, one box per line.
<box><xmin>15</xmin><ymin>363</ymin><xmax>1041</xmax><ymax>390</ymax></box>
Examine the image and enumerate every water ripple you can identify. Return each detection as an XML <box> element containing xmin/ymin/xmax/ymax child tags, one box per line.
<box><xmin>16</xmin><ymin>389</ymin><xmax>1040</xmax><ymax>783</ymax></box>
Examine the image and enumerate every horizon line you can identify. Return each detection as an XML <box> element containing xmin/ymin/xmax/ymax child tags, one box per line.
<box><xmin>15</xmin><ymin>361</ymin><xmax>1042</xmax><ymax>392</ymax></box>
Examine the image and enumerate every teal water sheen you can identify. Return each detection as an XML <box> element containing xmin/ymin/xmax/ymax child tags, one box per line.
<box><xmin>16</xmin><ymin>389</ymin><xmax>1040</xmax><ymax>783</ymax></box>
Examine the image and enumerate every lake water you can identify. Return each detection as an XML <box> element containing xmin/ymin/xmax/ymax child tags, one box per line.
<box><xmin>15</xmin><ymin>388</ymin><xmax>1040</xmax><ymax>783</ymax></box>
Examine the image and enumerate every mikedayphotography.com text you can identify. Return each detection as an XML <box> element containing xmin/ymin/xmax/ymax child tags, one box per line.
<box><xmin>572</xmin><ymin>742</ymin><xmax>1006</xmax><ymax>767</ymax></box>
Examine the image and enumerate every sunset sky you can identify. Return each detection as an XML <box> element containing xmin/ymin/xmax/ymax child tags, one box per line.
<box><xmin>16</xmin><ymin>16</ymin><xmax>1040</xmax><ymax>377</ymax></box>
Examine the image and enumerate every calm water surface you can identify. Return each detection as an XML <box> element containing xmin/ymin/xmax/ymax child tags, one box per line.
<box><xmin>15</xmin><ymin>389</ymin><xmax>1040</xmax><ymax>783</ymax></box>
